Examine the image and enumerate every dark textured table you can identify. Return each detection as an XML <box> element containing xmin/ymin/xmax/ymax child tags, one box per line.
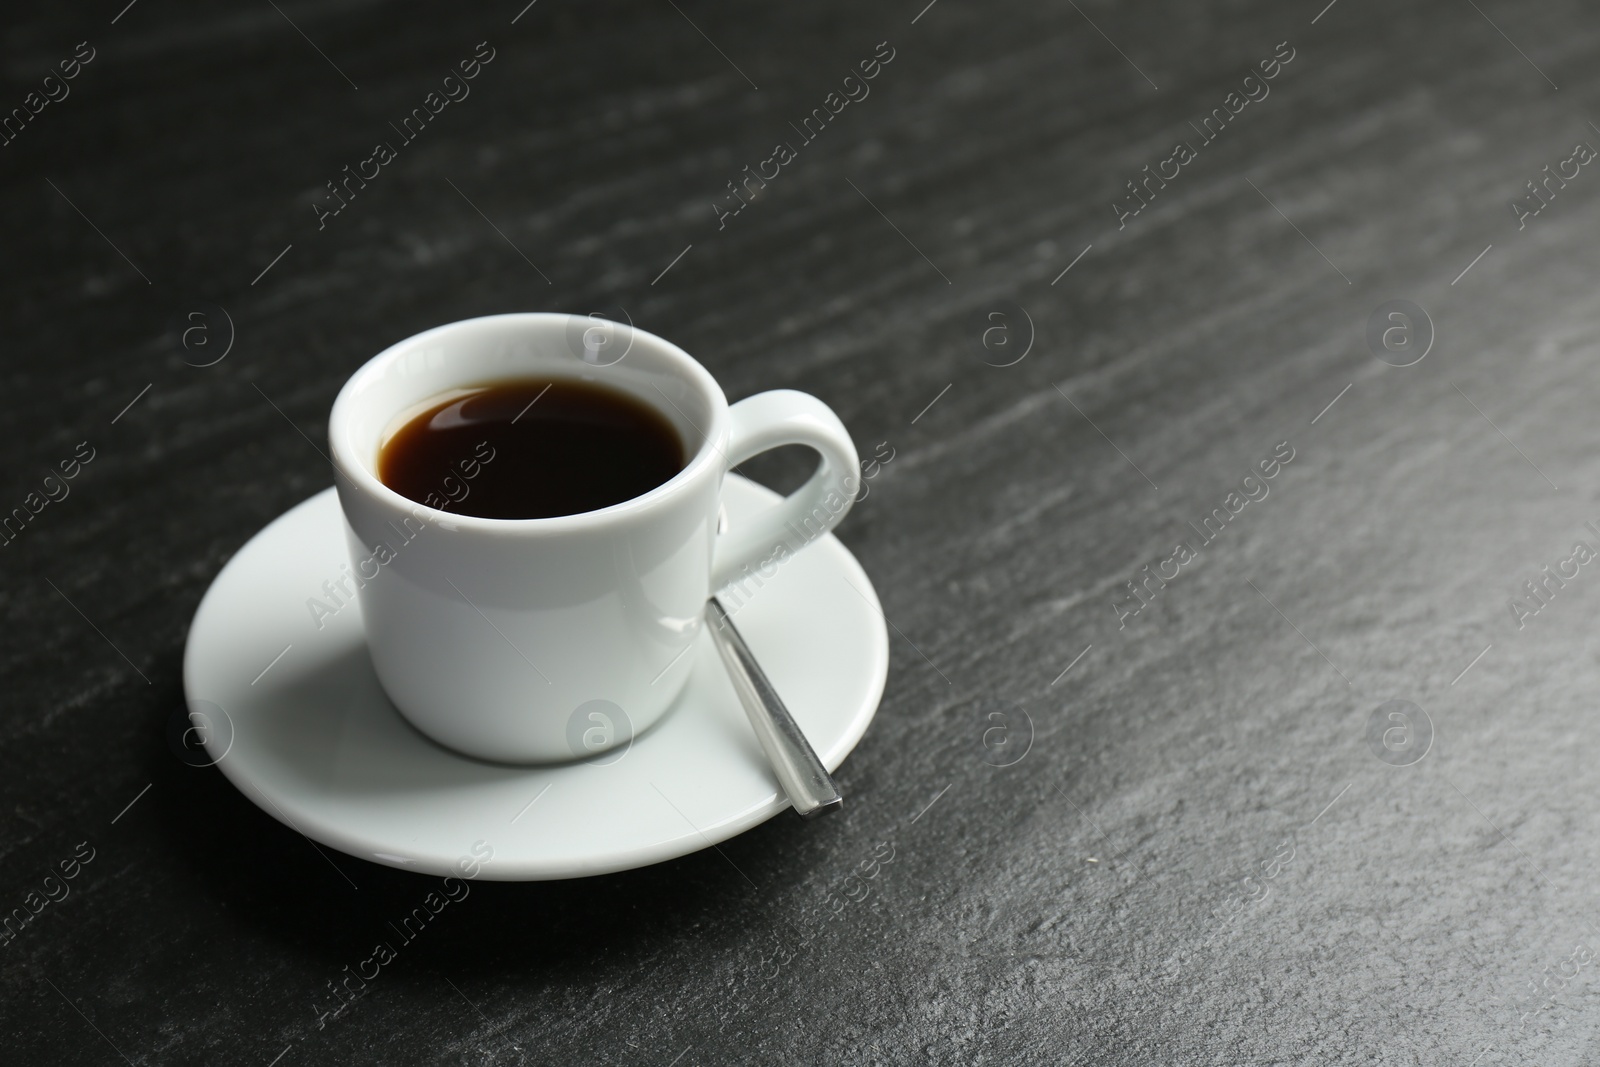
<box><xmin>5</xmin><ymin>0</ymin><xmax>1600</xmax><ymax>1063</ymax></box>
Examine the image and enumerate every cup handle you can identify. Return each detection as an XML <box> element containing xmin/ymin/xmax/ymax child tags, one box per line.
<box><xmin>711</xmin><ymin>389</ymin><xmax>860</xmax><ymax>592</ymax></box>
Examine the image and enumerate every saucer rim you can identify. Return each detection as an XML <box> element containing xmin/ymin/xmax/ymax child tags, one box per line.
<box><xmin>182</xmin><ymin>480</ymin><xmax>888</xmax><ymax>881</ymax></box>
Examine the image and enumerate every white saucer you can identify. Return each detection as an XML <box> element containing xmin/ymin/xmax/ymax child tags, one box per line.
<box><xmin>181</xmin><ymin>477</ymin><xmax>888</xmax><ymax>880</ymax></box>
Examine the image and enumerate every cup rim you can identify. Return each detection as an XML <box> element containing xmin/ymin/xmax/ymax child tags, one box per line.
<box><xmin>329</xmin><ymin>312</ymin><xmax>729</xmax><ymax>533</ymax></box>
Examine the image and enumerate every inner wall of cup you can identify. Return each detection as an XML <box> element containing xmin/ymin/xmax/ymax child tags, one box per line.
<box><xmin>341</xmin><ymin>317</ymin><xmax>720</xmax><ymax>485</ymax></box>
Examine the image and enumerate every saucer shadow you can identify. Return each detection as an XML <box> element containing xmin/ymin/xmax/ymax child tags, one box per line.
<box><xmin>149</xmin><ymin>647</ymin><xmax>814</xmax><ymax>979</ymax></box>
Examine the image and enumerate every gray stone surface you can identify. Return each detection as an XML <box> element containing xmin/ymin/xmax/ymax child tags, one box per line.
<box><xmin>3</xmin><ymin>0</ymin><xmax>1600</xmax><ymax>1063</ymax></box>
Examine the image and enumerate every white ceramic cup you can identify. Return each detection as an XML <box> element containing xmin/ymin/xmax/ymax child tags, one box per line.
<box><xmin>328</xmin><ymin>313</ymin><xmax>859</xmax><ymax>764</ymax></box>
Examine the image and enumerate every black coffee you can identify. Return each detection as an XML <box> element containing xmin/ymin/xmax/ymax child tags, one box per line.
<box><xmin>378</xmin><ymin>378</ymin><xmax>686</xmax><ymax>519</ymax></box>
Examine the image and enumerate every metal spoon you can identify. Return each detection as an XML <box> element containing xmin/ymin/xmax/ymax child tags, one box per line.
<box><xmin>705</xmin><ymin>596</ymin><xmax>843</xmax><ymax>818</ymax></box>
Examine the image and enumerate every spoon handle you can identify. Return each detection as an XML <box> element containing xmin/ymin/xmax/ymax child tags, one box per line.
<box><xmin>706</xmin><ymin>597</ymin><xmax>843</xmax><ymax>818</ymax></box>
